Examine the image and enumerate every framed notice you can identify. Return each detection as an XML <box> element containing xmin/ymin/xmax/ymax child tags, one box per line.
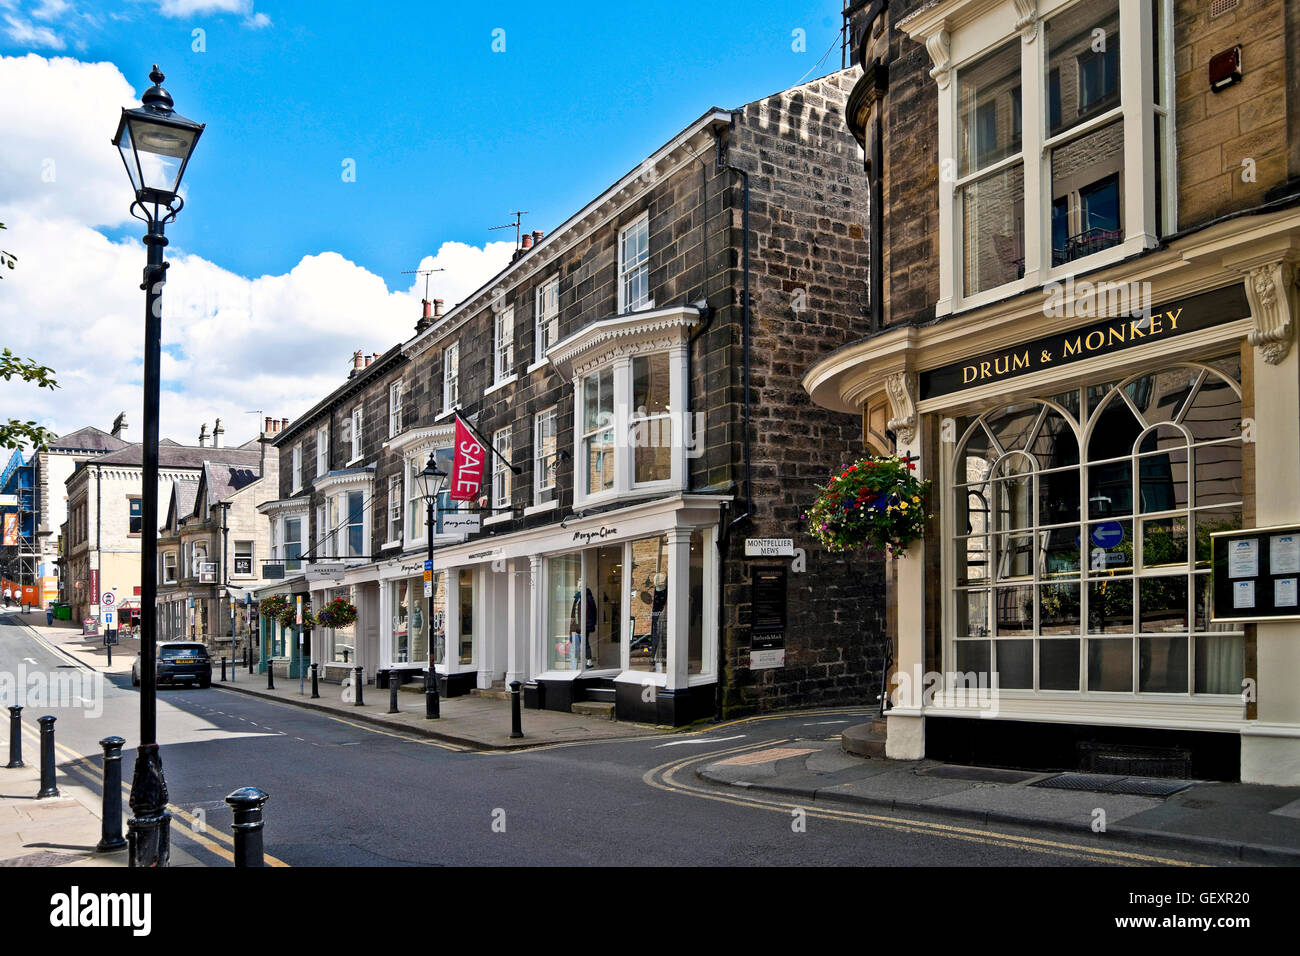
<box><xmin>1212</xmin><ymin>524</ymin><xmax>1300</xmax><ymax>622</ymax></box>
<box><xmin>749</xmin><ymin>566</ymin><xmax>787</xmax><ymax>670</ymax></box>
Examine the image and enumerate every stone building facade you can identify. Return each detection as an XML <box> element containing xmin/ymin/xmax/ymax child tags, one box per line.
<box><xmin>807</xmin><ymin>0</ymin><xmax>1300</xmax><ymax>784</ymax></box>
<box><xmin>260</xmin><ymin>71</ymin><xmax>884</xmax><ymax>723</ymax></box>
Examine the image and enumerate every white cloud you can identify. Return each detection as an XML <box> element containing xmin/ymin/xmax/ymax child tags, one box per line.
<box><xmin>243</xmin><ymin>11</ymin><xmax>270</xmax><ymax>29</ymax></box>
<box><xmin>0</xmin><ymin>54</ymin><xmax>514</xmax><ymax>451</ymax></box>
<box><xmin>4</xmin><ymin>13</ymin><xmax>65</xmax><ymax>48</ymax></box>
<box><xmin>156</xmin><ymin>0</ymin><xmax>250</xmax><ymax>17</ymax></box>
<box><xmin>31</xmin><ymin>0</ymin><xmax>70</xmax><ymax>20</ymax></box>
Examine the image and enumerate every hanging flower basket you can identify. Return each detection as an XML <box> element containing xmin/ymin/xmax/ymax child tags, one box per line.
<box><xmin>260</xmin><ymin>594</ymin><xmax>309</xmax><ymax>629</ymax></box>
<box><xmin>802</xmin><ymin>455</ymin><xmax>931</xmax><ymax>556</ymax></box>
<box><xmin>258</xmin><ymin>595</ymin><xmax>289</xmax><ymax>622</ymax></box>
<box><xmin>315</xmin><ymin>597</ymin><xmax>357</xmax><ymax>629</ymax></box>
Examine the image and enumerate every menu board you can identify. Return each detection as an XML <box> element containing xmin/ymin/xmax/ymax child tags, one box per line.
<box><xmin>1212</xmin><ymin>526</ymin><xmax>1300</xmax><ymax>622</ymax></box>
<box><xmin>749</xmin><ymin>566</ymin><xmax>787</xmax><ymax>670</ymax></box>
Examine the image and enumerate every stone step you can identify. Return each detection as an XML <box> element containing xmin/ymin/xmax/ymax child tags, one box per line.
<box><xmin>841</xmin><ymin>719</ymin><xmax>888</xmax><ymax>759</ymax></box>
<box><xmin>471</xmin><ymin>688</ymin><xmax>513</xmax><ymax>701</ymax></box>
<box><xmin>571</xmin><ymin>701</ymin><xmax>616</xmax><ymax>720</ymax></box>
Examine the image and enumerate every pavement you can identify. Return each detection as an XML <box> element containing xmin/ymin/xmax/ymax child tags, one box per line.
<box><xmin>23</xmin><ymin>614</ymin><xmax>665</xmax><ymax>750</ymax></box>
<box><xmin>697</xmin><ymin>736</ymin><xmax>1300</xmax><ymax>864</ymax></box>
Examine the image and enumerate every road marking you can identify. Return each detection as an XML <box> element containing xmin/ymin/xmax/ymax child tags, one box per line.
<box><xmin>31</xmin><ymin>732</ymin><xmax>290</xmax><ymax>867</ymax></box>
<box><xmin>652</xmin><ymin>734</ymin><xmax>747</xmax><ymax>748</ymax></box>
<box><xmin>643</xmin><ymin>740</ymin><xmax>1204</xmax><ymax>868</ymax></box>
<box><xmin>715</xmin><ymin>746</ymin><xmax>819</xmax><ymax>766</ymax></box>
<box><xmin>802</xmin><ymin>719</ymin><xmax>852</xmax><ymax>726</ymax></box>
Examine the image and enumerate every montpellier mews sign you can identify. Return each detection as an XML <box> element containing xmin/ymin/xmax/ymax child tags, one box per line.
<box><xmin>919</xmin><ymin>284</ymin><xmax>1250</xmax><ymax>400</ymax></box>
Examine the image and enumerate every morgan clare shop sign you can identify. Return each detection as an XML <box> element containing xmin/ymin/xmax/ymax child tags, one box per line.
<box><xmin>920</xmin><ymin>284</ymin><xmax>1250</xmax><ymax>400</ymax></box>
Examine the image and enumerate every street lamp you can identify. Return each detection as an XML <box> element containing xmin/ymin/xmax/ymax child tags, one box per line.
<box><xmin>112</xmin><ymin>66</ymin><xmax>203</xmax><ymax>868</ymax></box>
<box><xmin>413</xmin><ymin>452</ymin><xmax>448</xmax><ymax>718</ymax></box>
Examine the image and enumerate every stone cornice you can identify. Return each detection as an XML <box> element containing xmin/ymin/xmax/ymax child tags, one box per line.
<box><xmin>257</xmin><ymin>497</ymin><xmax>310</xmax><ymax>517</ymax></box>
<box><xmin>546</xmin><ymin>305</ymin><xmax>701</xmax><ymax>380</ymax></box>
<box><xmin>383</xmin><ymin>424</ymin><xmax>456</xmax><ymax>457</ymax></box>
<box><xmin>313</xmin><ymin>467</ymin><xmax>376</xmax><ymax>495</ymax></box>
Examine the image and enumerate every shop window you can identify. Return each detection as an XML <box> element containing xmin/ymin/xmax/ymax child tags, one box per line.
<box><xmin>391</xmin><ymin>578</ymin><xmax>430</xmax><ymax>665</ymax></box>
<box><xmin>950</xmin><ymin>361</ymin><xmax>1243</xmax><ymax>695</ymax></box>
<box><xmin>546</xmin><ymin>554</ymin><xmax>582</xmax><ymax>672</ymax></box>
<box><xmin>457</xmin><ymin>569</ymin><xmax>474</xmax><ymax>665</ymax></box>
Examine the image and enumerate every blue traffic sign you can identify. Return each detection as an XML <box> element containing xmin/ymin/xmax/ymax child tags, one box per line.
<box><xmin>424</xmin><ymin>559</ymin><xmax>433</xmax><ymax>571</ymax></box>
<box><xmin>1091</xmin><ymin>521</ymin><xmax>1125</xmax><ymax>549</ymax></box>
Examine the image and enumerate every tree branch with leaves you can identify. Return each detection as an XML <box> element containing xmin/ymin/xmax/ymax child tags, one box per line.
<box><xmin>1</xmin><ymin>349</ymin><xmax>59</xmax><ymax>451</ymax></box>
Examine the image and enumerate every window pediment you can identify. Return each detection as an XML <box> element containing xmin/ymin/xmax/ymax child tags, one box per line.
<box><xmin>547</xmin><ymin>304</ymin><xmax>701</xmax><ymax>379</ymax></box>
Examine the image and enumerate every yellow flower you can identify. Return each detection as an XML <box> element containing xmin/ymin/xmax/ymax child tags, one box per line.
<box><xmin>912</xmin><ymin>496</ymin><xmax>921</xmax><ymax>504</ymax></box>
<box><xmin>899</xmin><ymin>502</ymin><xmax>909</xmax><ymax>510</ymax></box>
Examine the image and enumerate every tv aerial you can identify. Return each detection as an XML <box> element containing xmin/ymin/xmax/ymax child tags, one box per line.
<box><xmin>489</xmin><ymin>211</ymin><xmax>529</xmax><ymax>249</ymax></box>
<box><xmin>401</xmin><ymin>267</ymin><xmax>445</xmax><ymax>300</ymax></box>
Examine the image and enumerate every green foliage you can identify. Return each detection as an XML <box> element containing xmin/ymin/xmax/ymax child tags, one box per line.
<box><xmin>0</xmin><ymin>346</ymin><xmax>60</xmax><ymax>451</ymax></box>
<box><xmin>803</xmin><ymin>455</ymin><xmax>931</xmax><ymax>556</ymax></box>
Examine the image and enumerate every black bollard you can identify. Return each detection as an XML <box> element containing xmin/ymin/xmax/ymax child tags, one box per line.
<box><xmin>221</xmin><ymin>657</ymin><xmax>228</xmax><ymax>682</ymax></box>
<box><xmin>342</xmin><ymin>648</ymin><xmax>349</xmax><ymax>664</ymax></box>
<box><xmin>387</xmin><ymin>671</ymin><xmax>400</xmax><ymax>714</ymax></box>
<box><xmin>225</xmin><ymin>787</ymin><xmax>269</xmax><ymax>867</ymax></box>
<box><xmin>509</xmin><ymin>680</ymin><xmax>523</xmax><ymax>739</ymax></box>
<box><xmin>425</xmin><ymin>668</ymin><xmax>439</xmax><ymax>719</ymax></box>
<box><xmin>37</xmin><ymin>715</ymin><xmax>58</xmax><ymax>798</ymax></box>
<box><xmin>310</xmin><ymin>662</ymin><xmax>320</xmax><ymax>699</ymax></box>
<box><xmin>266</xmin><ymin>661</ymin><xmax>275</xmax><ymax>690</ymax></box>
<box><xmin>247</xmin><ymin>640</ymin><xmax>254</xmax><ymax>675</ymax></box>
<box><xmin>353</xmin><ymin>666</ymin><xmax>364</xmax><ymax>706</ymax></box>
<box><xmin>6</xmin><ymin>705</ymin><xmax>23</xmax><ymax>769</ymax></box>
<box><xmin>96</xmin><ymin>737</ymin><xmax>127</xmax><ymax>851</ymax></box>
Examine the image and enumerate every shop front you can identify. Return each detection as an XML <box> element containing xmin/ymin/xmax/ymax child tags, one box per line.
<box><xmin>253</xmin><ymin>578</ymin><xmax>310</xmax><ymax>679</ymax></box>
<box><xmin>372</xmin><ymin>494</ymin><xmax>724</xmax><ymax>724</ymax></box>
<box><xmin>804</xmin><ymin>215</ymin><xmax>1300</xmax><ymax>783</ymax></box>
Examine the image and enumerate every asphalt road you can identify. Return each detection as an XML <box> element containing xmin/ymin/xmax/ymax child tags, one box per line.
<box><xmin>0</xmin><ymin>613</ymin><xmax>1236</xmax><ymax>867</ymax></box>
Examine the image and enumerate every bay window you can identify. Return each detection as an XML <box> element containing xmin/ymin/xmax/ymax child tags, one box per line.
<box><xmin>949</xmin><ymin>359</ymin><xmax>1244</xmax><ymax>695</ymax></box>
<box><xmin>909</xmin><ymin>0</ymin><xmax>1174</xmax><ymax>316</ymax></box>
<box><xmin>283</xmin><ymin>516</ymin><xmax>303</xmax><ymax>572</ymax></box>
<box><xmin>581</xmin><ymin>367</ymin><xmax>615</xmax><ymax>497</ymax></box>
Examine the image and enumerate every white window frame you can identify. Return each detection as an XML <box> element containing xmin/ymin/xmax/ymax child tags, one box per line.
<box><xmin>233</xmin><ymin>540</ymin><xmax>254</xmax><ymax>577</ymax></box>
<box><xmin>282</xmin><ymin>514</ymin><xmax>305</xmax><ymax>572</ymax></box>
<box><xmin>406</xmin><ymin>455</ymin><xmax>427</xmax><ymax>544</ymax></box>
<box><xmin>387</xmin><ymin>473</ymin><xmax>403</xmax><ymax>546</ymax></box>
<box><xmin>349</xmin><ymin>406</ymin><xmax>364</xmax><ymax>464</ymax></box>
<box><xmin>316</xmin><ymin>503</ymin><xmax>329</xmax><ymax>559</ymax></box>
<box><xmin>910</xmin><ymin>0</ymin><xmax>1174</xmax><ymax>318</ymax></box>
<box><xmin>389</xmin><ymin>381</ymin><xmax>404</xmax><ymax>438</ymax></box>
<box><xmin>443</xmin><ymin>342</ymin><xmax>459</xmax><ymax>410</ymax></box>
<box><xmin>535</xmin><ymin>276</ymin><xmax>559</xmax><ymax>365</ymax></box>
<box><xmin>494</xmin><ymin>306</ymin><xmax>515</xmax><ymax>384</ymax></box>
<box><xmin>617</xmin><ymin>213</ymin><xmax>651</xmax><ymax>314</ymax></box>
<box><xmin>492</xmin><ymin>427</ymin><xmax>512</xmax><ymax>510</ymax></box>
<box><xmin>162</xmin><ymin>550</ymin><xmax>177</xmax><ymax>584</ymax></box>
<box><xmin>338</xmin><ymin>488</ymin><xmax>368</xmax><ymax>559</ymax></box>
<box><xmin>316</xmin><ymin>425</ymin><xmax>328</xmax><ymax>477</ymax></box>
<box><xmin>534</xmin><ymin>406</ymin><xmax>558</xmax><ymax>504</ymax></box>
<box><xmin>291</xmin><ymin>443</ymin><xmax>302</xmax><ymax>493</ymax></box>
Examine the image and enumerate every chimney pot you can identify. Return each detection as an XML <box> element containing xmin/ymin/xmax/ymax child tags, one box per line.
<box><xmin>422</xmin><ymin>298</ymin><xmax>432</xmax><ymax>319</ymax></box>
<box><xmin>364</xmin><ymin>354</ymin><xmax>373</xmax><ymax>367</ymax></box>
<box><xmin>521</xmin><ymin>234</ymin><xmax>533</xmax><ymax>250</ymax></box>
<box><xmin>532</xmin><ymin>230</ymin><xmax>544</xmax><ymax>244</ymax></box>
<box><xmin>433</xmin><ymin>299</ymin><xmax>444</xmax><ymax>316</ymax></box>
<box><xmin>281</xmin><ymin>417</ymin><xmax>289</xmax><ymax>430</ymax></box>
<box><xmin>212</xmin><ymin>418</ymin><xmax>224</xmax><ymax>448</ymax></box>
<box><xmin>264</xmin><ymin>416</ymin><xmax>272</xmax><ymax>432</ymax></box>
<box><xmin>352</xmin><ymin>350</ymin><xmax>364</xmax><ymax>370</ymax></box>
<box><xmin>198</xmin><ymin>423</ymin><xmax>209</xmax><ymax>448</ymax></box>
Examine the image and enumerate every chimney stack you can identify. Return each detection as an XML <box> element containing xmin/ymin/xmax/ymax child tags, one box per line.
<box><xmin>197</xmin><ymin>423</ymin><xmax>209</xmax><ymax>448</ymax></box>
<box><xmin>110</xmin><ymin>412</ymin><xmax>128</xmax><ymax>441</ymax></box>
<box><xmin>212</xmin><ymin>418</ymin><xmax>224</xmax><ymax>449</ymax></box>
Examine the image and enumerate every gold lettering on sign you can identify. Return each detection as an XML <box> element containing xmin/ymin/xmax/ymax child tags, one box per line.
<box><xmin>1063</xmin><ymin>337</ymin><xmax>1083</xmax><ymax>357</ymax></box>
<box><xmin>963</xmin><ymin>365</ymin><xmax>978</xmax><ymax>384</ymax></box>
<box><xmin>1085</xmin><ymin>330</ymin><xmax>1105</xmax><ymax>351</ymax></box>
<box><xmin>1167</xmin><ymin>308</ymin><xmax>1181</xmax><ymax>330</ymax></box>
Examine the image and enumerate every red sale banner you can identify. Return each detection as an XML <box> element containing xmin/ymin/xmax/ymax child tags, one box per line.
<box><xmin>450</xmin><ymin>416</ymin><xmax>485</xmax><ymax>502</ymax></box>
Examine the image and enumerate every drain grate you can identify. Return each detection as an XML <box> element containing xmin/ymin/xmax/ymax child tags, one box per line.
<box><xmin>1033</xmin><ymin>772</ymin><xmax>1194</xmax><ymax>797</ymax></box>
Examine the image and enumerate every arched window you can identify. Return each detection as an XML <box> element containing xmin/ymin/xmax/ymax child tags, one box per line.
<box><xmin>950</xmin><ymin>359</ymin><xmax>1244</xmax><ymax>695</ymax></box>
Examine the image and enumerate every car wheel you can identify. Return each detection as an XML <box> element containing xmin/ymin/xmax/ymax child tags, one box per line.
<box><xmin>132</xmin><ymin>672</ymin><xmax>139</xmax><ymax>687</ymax></box>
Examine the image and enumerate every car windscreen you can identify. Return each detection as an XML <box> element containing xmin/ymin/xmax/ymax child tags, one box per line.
<box><xmin>159</xmin><ymin>646</ymin><xmax>207</xmax><ymax>659</ymax></box>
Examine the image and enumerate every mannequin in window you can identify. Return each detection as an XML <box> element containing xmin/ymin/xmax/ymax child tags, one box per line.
<box><xmin>570</xmin><ymin>588</ymin><xmax>597</xmax><ymax>668</ymax></box>
<box><xmin>641</xmin><ymin>573</ymin><xmax>668</xmax><ymax>667</ymax></box>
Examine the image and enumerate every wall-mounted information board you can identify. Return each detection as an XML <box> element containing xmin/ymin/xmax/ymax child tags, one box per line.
<box><xmin>1211</xmin><ymin>525</ymin><xmax>1300</xmax><ymax>623</ymax></box>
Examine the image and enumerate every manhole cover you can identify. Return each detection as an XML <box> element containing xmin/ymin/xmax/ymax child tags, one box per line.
<box><xmin>0</xmin><ymin>850</ymin><xmax>77</xmax><ymax>867</ymax></box>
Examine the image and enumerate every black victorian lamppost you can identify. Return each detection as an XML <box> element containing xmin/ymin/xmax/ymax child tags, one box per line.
<box><xmin>112</xmin><ymin>66</ymin><xmax>204</xmax><ymax>868</ymax></box>
<box><xmin>413</xmin><ymin>452</ymin><xmax>448</xmax><ymax>718</ymax></box>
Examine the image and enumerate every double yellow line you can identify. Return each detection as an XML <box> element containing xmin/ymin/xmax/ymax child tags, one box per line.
<box><xmin>20</xmin><ymin>724</ymin><xmax>289</xmax><ymax>867</ymax></box>
<box><xmin>645</xmin><ymin>738</ymin><xmax>1205</xmax><ymax>867</ymax></box>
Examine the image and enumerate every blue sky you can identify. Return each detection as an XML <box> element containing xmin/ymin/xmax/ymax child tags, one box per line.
<box><xmin>7</xmin><ymin>0</ymin><xmax>847</xmax><ymax>288</ymax></box>
<box><xmin>0</xmin><ymin>0</ymin><xmax>851</xmax><ymax>446</ymax></box>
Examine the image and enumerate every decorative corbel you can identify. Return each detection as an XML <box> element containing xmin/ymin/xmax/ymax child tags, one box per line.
<box><xmin>1244</xmin><ymin>261</ymin><xmax>1298</xmax><ymax>366</ymax></box>
<box><xmin>884</xmin><ymin>370</ymin><xmax>918</xmax><ymax>445</ymax></box>
<box><xmin>925</xmin><ymin>29</ymin><xmax>951</xmax><ymax>90</ymax></box>
<box><xmin>1013</xmin><ymin>0</ymin><xmax>1039</xmax><ymax>43</ymax></box>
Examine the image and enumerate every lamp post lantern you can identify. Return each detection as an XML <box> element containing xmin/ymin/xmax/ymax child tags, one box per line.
<box><xmin>414</xmin><ymin>452</ymin><xmax>448</xmax><ymax>718</ymax></box>
<box><xmin>112</xmin><ymin>65</ymin><xmax>204</xmax><ymax>868</ymax></box>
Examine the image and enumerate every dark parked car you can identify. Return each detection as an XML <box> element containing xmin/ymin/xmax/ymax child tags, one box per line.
<box><xmin>132</xmin><ymin>642</ymin><xmax>212</xmax><ymax>688</ymax></box>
